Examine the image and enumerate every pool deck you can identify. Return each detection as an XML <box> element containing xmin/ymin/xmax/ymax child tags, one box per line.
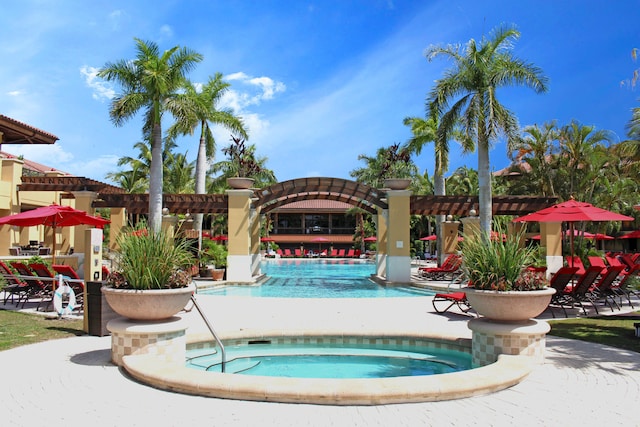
<box><xmin>1</xmin><ymin>270</ymin><xmax>639</xmax><ymax>426</ymax></box>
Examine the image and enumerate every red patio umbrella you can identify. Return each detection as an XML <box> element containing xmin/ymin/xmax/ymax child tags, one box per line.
<box><xmin>513</xmin><ymin>199</ymin><xmax>633</xmax><ymax>266</ymax></box>
<box><xmin>619</xmin><ymin>230</ymin><xmax>640</xmax><ymax>239</ymax></box>
<box><xmin>0</xmin><ymin>204</ymin><xmax>109</xmax><ymax>264</ymax></box>
<box><xmin>310</xmin><ymin>236</ymin><xmax>330</xmax><ymax>252</ymax></box>
<box><xmin>420</xmin><ymin>235</ymin><xmax>437</xmax><ymax>241</ymax></box>
<box><xmin>363</xmin><ymin>236</ymin><xmax>377</xmax><ymax>242</ymax></box>
<box><xmin>211</xmin><ymin>235</ymin><xmax>228</xmax><ymax>242</ymax></box>
<box><xmin>260</xmin><ymin>237</ymin><xmax>275</xmax><ymax>242</ymax></box>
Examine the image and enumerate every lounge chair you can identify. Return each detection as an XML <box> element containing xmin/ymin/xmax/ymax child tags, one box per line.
<box><xmin>605</xmin><ymin>253</ymin><xmax>626</xmax><ymax>270</ymax></box>
<box><xmin>294</xmin><ymin>248</ymin><xmax>302</xmax><ymax>257</ymax></box>
<box><xmin>9</xmin><ymin>261</ymin><xmax>51</xmax><ymax>311</ymax></box>
<box><xmin>565</xmin><ymin>256</ymin><xmax>586</xmax><ymax>275</ymax></box>
<box><xmin>618</xmin><ymin>253</ymin><xmax>639</xmax><ymax>271</ymax></box>
<box><xmin>587</xmin><ymin>256</ymin><xmax>607</xmax><ymax>269</ymax></box>
<box><xmin>419</xmin><ymin>254</ymin><xmax>462</xmax><ymax>280</ymax></box>
<box><xmin>432</xmin><ymin>291</ymin><xmax>472</xmax><ymax>314</ymax></box>
<box><xmin>329</xmin><ymin>249</ymin><xmax>338</xmax><ymax>257</ymax></box>
<box><xmin>283</xmin><ymin>249</ymin><xmax>293</xmax><ymax>257</ymax></box>
<box><xmin>559</xmin><ymin>266</ymin><xmax>604</xmax><ymax>316</ymax></box>
<box><xmin>610</xmin><ymin>264</ymin><xmax>640</xmax><ymax>308</ymax></box>
<box><xmin>0</xmin><ymin>260</ymin><xmax>30</xmax><ymax>306</ymax></box>
<box><xmin>52</xmin><ymin>264</ymin><xmax>86</xmax><ymax>308</ymax></box>
<box><xmin>547</xmin><ymin>266</ymin><xmax>580</xmax><ymax>318</ymax></box>
<box><xmin>338</xmin><ymin>249</ymin><xmax>346</xmax><ymax>257</ymax></box>
<box><xmin>346</xmin><ymin>249</ymin><xmax>355</xmax><ymax>258</ymax></box>
<box><xmin>591</xmin><ymin>265</ymin><xmax>626</xmax><ymax>312</ymax></box>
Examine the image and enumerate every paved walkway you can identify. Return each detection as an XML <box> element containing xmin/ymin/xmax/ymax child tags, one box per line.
<box><xmin>1</xmin><ymin>278</ymin><xmax>639</xmax><ymax>426</ymax></box>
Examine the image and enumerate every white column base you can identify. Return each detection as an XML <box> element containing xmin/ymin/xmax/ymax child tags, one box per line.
<box><xmin>546</xmin><ymin>255</ymin><xmax>564</xmax><ymax>277</ymax></box>
<box><xmin>376</xmin><ymin>253</ymin><xmax>387</xmax><ymax>277</ymax></box>
<box><xmin>227</xmin><ymin>254</ymin><xmax>253</xmax><ymax>282</ymax></box>
<box><xmin>386</xmin><ymin>255</ymin><xmax>411</xmax><ymax>283</ymax></box>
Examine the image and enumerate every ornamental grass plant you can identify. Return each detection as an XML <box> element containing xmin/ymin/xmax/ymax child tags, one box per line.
<box><xmin>460</xmin><ymin>225</ymin><xmax>548</xmax><ymax>291</ymax></box>
<box><xmin>108</xmin><ymin>222</ymin><xmax>195</xmax><ymax>290</ymax></box>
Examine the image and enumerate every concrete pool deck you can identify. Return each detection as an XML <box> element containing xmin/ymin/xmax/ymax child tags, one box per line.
<box><xmin>1</xmin><ymin>281</ymin><xmax>640</xmax><ymax>425</ymax></box>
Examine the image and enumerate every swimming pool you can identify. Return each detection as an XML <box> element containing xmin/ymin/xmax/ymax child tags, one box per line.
<box><xmin>186</xmin><ymin>338</ymin><xmax>471</xmax><ymax>378</ymax></box>
<box><xmin>199</xmin><ymin>259</ymin><xmax>433</xmax><ymax>298</ymax></box>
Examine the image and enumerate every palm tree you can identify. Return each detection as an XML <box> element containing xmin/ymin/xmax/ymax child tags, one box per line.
<box><xmin>168</xmin><ymin>73</ymin><xmax>248</xmax><ymax>235</ymax></box>
<box><xmin>163</xmin><ymin>151</ymin><xmax>195</xmax><ymax>194</ymax></box>
<box><xmin>350</xmin><ymin>143</ymin><xmax>418</xmax><ymax>188</ymax></box>
<box><xmin>209</xmin><ymin>136</ymin><xmax>276</xmax><ymax>188</ymax></box>
<box><xmin>426</xmin><ymin>24</ymin><xmax>548</xmax><ymax>235</ymax></box>
<box><xmin>98</xmin><ymin>38</ymin><xmax>203</xmax><ymax>232</ymax></box>
<box><xmin>557</xmin><ymin>120</ymin><xmax>614</xmax><ymax>199</ymax></box>
<box><xmin>508</xmin><ymin>121</ymin><xmax>559</xmax><ymax>197</ymax></box>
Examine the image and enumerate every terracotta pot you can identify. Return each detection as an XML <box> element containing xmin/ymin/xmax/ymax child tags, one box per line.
<box><xmin>463</xmin><ymin>287</ymin><xmax>556</xmax><ymax>322</ymax></box>
<box><xmin>211</xmin><ymin>268</ymin><xmax>225</xmax><ymax>281</ymax></box>
<box><xmin>102</xmin><ymin>283</ymin><xmax>195</xmax><ymax>321</ymax></box>
<box><xmin>227</xmin><ymin>177</ymin><xmax>255</xmax><ymax>189</ymax></box>
<box><xmin>383</xmin><ymin>178</ymin><xmax>411</xmax><ymax>190</ymax></box>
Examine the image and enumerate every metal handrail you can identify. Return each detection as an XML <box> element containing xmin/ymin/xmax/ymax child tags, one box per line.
<box><xmin>190</xmin><ymin>295</ymin><xmax>226</xmax><ymax>372</ymax></box>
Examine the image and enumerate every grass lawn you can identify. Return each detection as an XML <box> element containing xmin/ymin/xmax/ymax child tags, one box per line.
<box><xmin>0</xmin><ymin>310</ymin><xmax>84</xmax><ymax>351</ymax></box>
<box><xmin>548</xmin><ymin>313</ymin><xmax>640</xmax><ymax>353</ymax></box>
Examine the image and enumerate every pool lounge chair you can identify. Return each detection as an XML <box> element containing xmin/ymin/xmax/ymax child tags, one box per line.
<box><xmin>0</xmin><ymin>260</ymin><xmax>30</xmax><ymax>306</ymax></box>
<box><xmin>9</xmin><ymin>261</ymin><xmax>52</xmax><ymax>311</ymax></box>
<box><xmin>346</xmin><ymin>249</ymin><xmax>356</xmax><ymax>258</ymax></box>
<box><xmin>558</xmin><ymin>266</ymin><xmax>604</xmax><ymax>316</ymax></box>
<box><xmin>419</xmin><ymin>254</ymin><xmax>462</xmax><ymax>280</ymax></box>
<box><xmin>565</xmin><ymin>256</ymin><xmax>586</xmax><ymax>275</ymax></box>
<box><xmin>547</xmin><ymin>266</ymin><xmax>580</xmax><ymax>318</ymax></box>
<box><xmin>609</xmin><ymin>264</ymin><xmax>640</xmax><ymax>308</ymax></box>
<box><xmin>587</xmin><ymin>256</ymin><xmax>607</xmax><ymax>269</ymax></box>
<box><xmin>432</xmin><ymin>291</ymin><xmax>472</xmax><ymax>314</ymax></box>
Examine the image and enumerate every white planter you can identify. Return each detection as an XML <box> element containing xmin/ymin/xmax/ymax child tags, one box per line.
<box><xmin>102</xmin><ymin>283</ymin><xmax>195</xmax><ymax>321</ymax></box>
<box><xmin>463</xmin><ymin>287</ymin><xmax>555</xmax><ymax>322</ymax></box>
<box><xmin>383</xmin><ymin>178</ymin><xmax>411</xmax><ymax>190</ymax></box>
<box><xmin>227</xmin><ymin>177</ymin><xmax>255</xmax><ymax>189</ymax></box>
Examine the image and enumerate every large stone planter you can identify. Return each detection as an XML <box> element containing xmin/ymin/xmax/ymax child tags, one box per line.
<box><xmin>383</xmin><ymin>178</ymin><xmax>411</xmax><ymax>190</ymax></box>
<box><xmin>227</xmin><ymin>177</ymin><xmax>254</xmax><ymax>189</ymax></box>
<box><xmin>102</xmin><ymin>283</ymin><xmax>195</xmax><ymax>321</ymax></box>
<box><xmin>463</xmin><ymin>287</ymin><xmax>556</xmax><ymax>323</ymax></box>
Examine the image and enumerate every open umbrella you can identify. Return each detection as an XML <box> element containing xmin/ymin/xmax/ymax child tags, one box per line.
<box><xmin>363</xmin><ymin>236</ymin><xmax>377</xmax><ymax>242</ymax></box>
<box><xmin>310</xmin><ymin>236</ymin><xmax>330</xmax><ymax>252</ymax></box>
<box><xmin>619</xmin><ymin>230</ymin><xmax>640</xmax><ymax>239</ymax></box>
<box><xmin>419</xmin><ymin>235</ymin><xmax>437</xmax><ymax>241</ymax></box>
<box><xmin>211</xmin><ymin>235</ymin><xmax>228</xmax><ymax>242</ymax></box>
<box><xmin>260</xmin><ymin>237</ymin><xmax>275</xmax><ymax>242</ymax></box>
<box><xmin>513</xmin><ymin>199</ymin><xmax>633</xmax><ymax>266</ymax></box>
<box><xmin>0</xmin><ymin>204</ymin><xmax>109</xmax><ymax>264</ymax></box>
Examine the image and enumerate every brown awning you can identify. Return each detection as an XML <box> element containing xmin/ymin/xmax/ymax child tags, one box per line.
<box><xmin>0</xmin><ymin>115</ymin><xmax>59</xmax><ymax>145</ymax></box>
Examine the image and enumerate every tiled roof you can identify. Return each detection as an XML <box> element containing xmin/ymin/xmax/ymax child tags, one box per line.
<box><xmin>0</xmin><ymin>114</ymin><xmax>59</xmax><ymax>144</ymax></box>
<box><xmin>0</xmin><ymin>151</ymin><xmax>71</xmax><ymax>175</ymax></box>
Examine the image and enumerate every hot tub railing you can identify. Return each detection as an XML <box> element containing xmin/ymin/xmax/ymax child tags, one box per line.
<box><xmin>191</xmin><ymin>295</ymin><xmax>227</xmax><ymax>372</ymax></box>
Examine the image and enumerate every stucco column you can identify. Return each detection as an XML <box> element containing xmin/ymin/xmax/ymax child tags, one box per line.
<box><xmin>376</xmin><ymin>210</ymin><xmax>388</xmax><ymax>277</ymax></box>
<box><xmin>226</xmin><ymin>189</ymin><xmax>253</xmax><ymax>282</ymax></box>
<box><xmin>250</xmin><ymin>204</ymin><xmax>261</xmax><ymax>277</ymax></box>
<box><xmin>161</xmin><ymin>213</ymin><xmax>178</xmax><ymax>238</ymax></box>
<box><xmin>70</xmin><ymin>191</ymin><xmax>98</xmax><ymax>258</ymax></box>
<box><xmin>108</xmin><ymin>208</ymin><xmax>126</xmax><ymax>252</ymax></box>
<box><xmin>542</xmin><ymin>222</ymin><xmax>563</xmax><ymax>275</ymax></box>
<box><xmin>0</xmin><ymin>158</ymin><xmax>23</xmax><ymax>253</ymax></box>
<box><xmin>385</xmin><ymin>190</ymin><xmax>411</xmax><ymax>283</ymax></box>
<box><xmin>442</xmin><ymin>219</ymin><xmax>461</xmax><ymax>257</ymax></box>
<box><xmin>460</xmin><ymin>214</ymin><xmax>480</xmax><ymax>240</ymax></box>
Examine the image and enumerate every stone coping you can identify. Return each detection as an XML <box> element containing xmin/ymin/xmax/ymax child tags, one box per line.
<box><xmin>121</xmin><ymin>330</ymin><xmax>534</xmax><ymax>405</ymax></box>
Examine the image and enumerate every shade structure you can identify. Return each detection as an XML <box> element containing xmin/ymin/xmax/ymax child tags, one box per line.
<box><xmin>619</xmin><ymin>230</ymin><xmax>640</xmax><ymax>239</ymax></box>
<box><xmin>363</xmin><ymin>236</ymin><xmax>377</xmax><ymax>242</ymax></box>
<box><xmin>0</xmin><ymin>204</ymin><xmax>109</xmax><ymax>264</ymax></box>
<box><xmin>420</xmin><ymin>235</ymin><xmax>437</xmax><ymax>241</ymax></box>
<box><xmin>513</xmin><ymin>199</ymin><xmax>633</xmax><ymax>266</ymax></box>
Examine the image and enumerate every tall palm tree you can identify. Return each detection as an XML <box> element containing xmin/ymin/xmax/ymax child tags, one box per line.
<box><xmin>163</xmin><ymin>151</ymin><xmax>195</xmax><ymax>194</ymax></box>
<box><xmin>98</xmin><ymin>38</ymin><xmax>203</xmax><ymax>232</ymax></box>
<box><xmin>168</xmin><ymin>73</ymin><xmax>248</xmax><ymax>235</ymax></box>
<box><xmin>426</xmin><ymin>25</ymin><xmax>548</xmax><ymax>235</ymax></box>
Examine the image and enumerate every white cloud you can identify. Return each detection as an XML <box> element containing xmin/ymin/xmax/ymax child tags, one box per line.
<box><xmin>80</xmin><ymin>65</ymin><xmax>115</xmax><ymax>101</ymax></box>
<box><xmin>159</xmin><ymin>24</ymin><xmax>173</xmax><ymax>39</ymax></box>
<box><xmin>223</xmin><ymin>72</ymin><xmax>286</xmax><ymax>108</ymax></box>
<box><xmin>7</xmin><ymin>90</ymin><xmax>22</xmax><ymax>96</ymax></box>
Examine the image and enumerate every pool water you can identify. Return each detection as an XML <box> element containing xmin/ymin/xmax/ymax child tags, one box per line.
<box><xmin>186</xmin><ymin>341</ymin><xmax>472</xmax><ymax>379</ymax></box>
<box><xmin>200</xmin><ymin>259</ymin><xmax>433</xmax><ymax>298</ymax></box>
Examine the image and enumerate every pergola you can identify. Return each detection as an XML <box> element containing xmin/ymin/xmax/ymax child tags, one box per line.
<box><xmin>18</xmin><ymin>175</ymin><xmax>557</xmax><ymax>217</ymax></box>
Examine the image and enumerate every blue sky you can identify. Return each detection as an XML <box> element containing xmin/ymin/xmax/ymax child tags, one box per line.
<box><xmin>1</xmin><ymin>1</ymin><xmax>638</xmax><ymax>185</ymax></box>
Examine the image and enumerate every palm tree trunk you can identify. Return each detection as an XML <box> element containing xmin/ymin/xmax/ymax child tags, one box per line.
<box><xmin>148</xmin><ymin>122</ymin><xmax>164</xmax><ymax>232</ymax></box>
<box><xmin>434</xmin><ymin>171</ymin><xmax>445</xmax><ymax>265</ymax></box>
<box><xmin>194</xmin><ymin>126</ymin><xmax>208</xmax><ymax>250</ymax></box>
<box><xmin>477</xmin><ymin>139</ymin><xmax>492</xmax><ymax>236</ymax></box>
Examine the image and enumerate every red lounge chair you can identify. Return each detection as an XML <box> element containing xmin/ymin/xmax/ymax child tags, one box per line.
<box><xmin>558</xmin><ymin>266</ymin><xmax>604</xmax><ymax>316</ymax></box>
<box><xmin>605</xmin><ymin>253</ymin><xmax>625</xmax><ymax>269</ymax></box>
<box><xmin>276</xmin><ymin>249</ymin><xmax>284</xmax><ymax>257</ymax></box>
<box><xmin>10</xmin><ymin>261</ymin><xmax>51</xmax><ymax>311</ymax></box>
<box><xmin>338</xmin><ymin>249</ymin><xmax>346</xmax><ymax>257</ymax></box>
<box><xmin>294</xmin><ymin>248</ymin><xmax>302</xmax><ymax>257</ymax></box>
<box><xmin>432</xmin><ymin>291</ymin><xmax>472</xmax><ymax>314</ymax></box>
<box><xmin>419</xmin><ymin>254</ymin><xmax>462</xmax><ymax>280</ymax></box>
<box><xmin>565</xmin><ymin>256</ymin><xmax>586</xmax><ymax>275</ymax></box>
<box><xmin>0</xmin><ymin>260</ymin><xmax>30</xmax><ymax>306</ymax></box>
<box><xmin>547</xmin><ymin>266</ymin><xmax>580</xmax><ymax>318</ymax></box>
<box><xmin>346</xmin><ymin>249</ymin><xmax>355</xmax><ymax>258</ymax></box>
<box><xmin>330</xmin><ymin>249</ymin><xmax>338</xmax><ymax>257</ymax></box>
<box><xmin>609</xmin><ymin>264</ymin><xmax>639</xmax><ymax>308</ymax></box>
<box><xmin>587</xmin><ymin>256</ymin><xmax>607</xmax><ymax>269</ymax></box>
<box><xmin>283</xmin><ymin>249</ymin><xmax>293</xmax><ymax>257</ymax></box>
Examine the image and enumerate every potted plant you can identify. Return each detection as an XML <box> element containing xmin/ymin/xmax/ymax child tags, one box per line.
<box><xmin>102</xmin><ymin>223</ymin><xmax>196</xmax><ymax>321</ymax></box>
<box><xmin>199</xmin><ymin>239</ymin><xmax>227</xmax><ymax>280</ymax></box>
<box><xmin>460</xmin><ymin>225</ymin><xmax>555</xmax><ymax>322</ymax></box>
<box><xmin>223</xmin><ymin>135</ymin><xmax>262</xmax><ymax>189</ymax></box>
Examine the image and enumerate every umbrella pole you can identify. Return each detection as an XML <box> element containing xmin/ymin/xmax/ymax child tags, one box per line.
<box><xmin>52</xmin><ymin>226</ymin><xmax>56</xmax><ymax>266</ymax></box>
<box><xmin>570</xmin><ymin>223</ymin><xmax>575</xmax><ymax>268</ymax></box>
